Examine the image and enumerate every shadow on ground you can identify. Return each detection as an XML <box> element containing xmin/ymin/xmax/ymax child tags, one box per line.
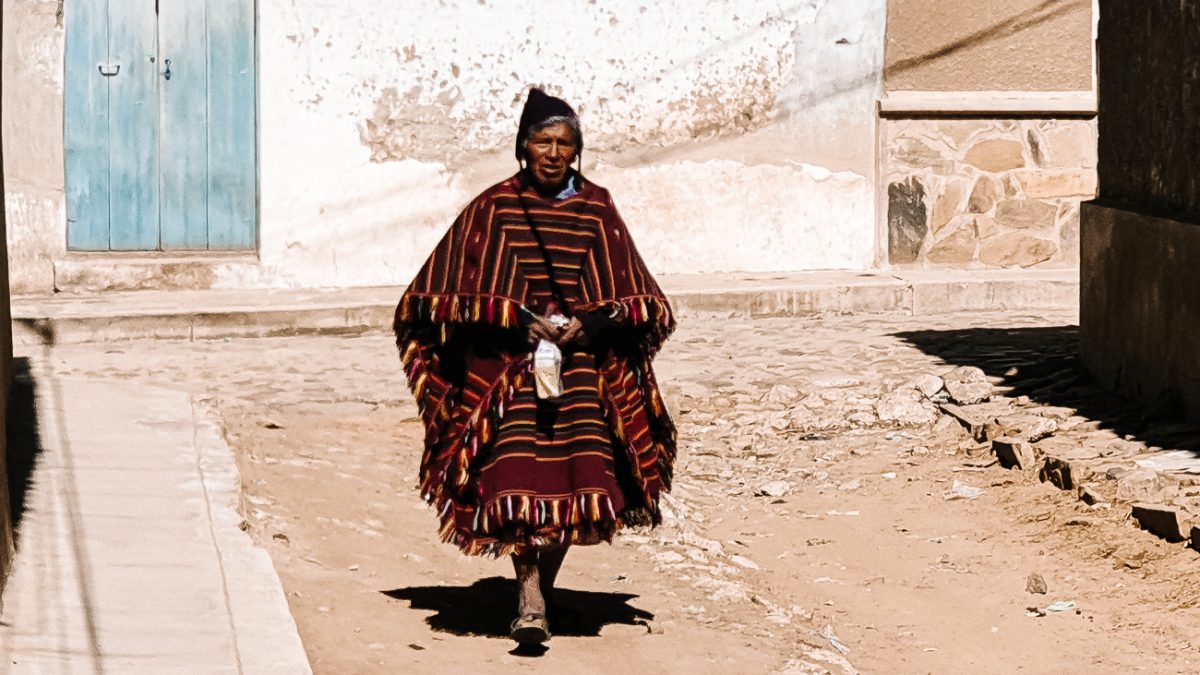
<box><xmin>7</xmin><ymin>358</ymin><xmax>43</xmax><ymax>537</ymax></box>
<box><xmin>383</xmin><ymin>576</ymin><xmax>654</xmax><ymax>640</ymax></box>
<box><xmin>894</xmin><ymin>325</ymin><xmax>1200</xmax><ymax>453</ymax></box>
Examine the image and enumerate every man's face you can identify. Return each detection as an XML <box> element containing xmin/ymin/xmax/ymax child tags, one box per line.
<box><xmin>525</xmin><ymin>122</ymin><xmax>578</xmax><ymax>190</ymax></box>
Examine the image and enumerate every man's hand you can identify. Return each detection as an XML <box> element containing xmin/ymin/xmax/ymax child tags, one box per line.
<box><xmin>557</xmin><ymin>317</ymin><xmax>586</xmax><ymax>345</ymax></box>
<box><xmin>526</xmin><ymin>314</ymin><xmax>562</xmax><ymax>345</ymax></box>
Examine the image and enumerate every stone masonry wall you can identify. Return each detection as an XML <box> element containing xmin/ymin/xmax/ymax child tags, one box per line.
<box><xmin>885</xmin><ymin>118</ymin><xmax>1096</xmax><ymax>268</ymax></box>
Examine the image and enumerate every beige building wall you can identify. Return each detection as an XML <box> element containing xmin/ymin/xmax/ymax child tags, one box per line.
<box><xmin>886</xmin><ymin>0</ymin><xmax>1093</xmax><ymax>92</ymax></box>
<box><xmin>880</xmin><ymin>0</ymin><xmax>1097</xmax><ymax>269</ymax></box>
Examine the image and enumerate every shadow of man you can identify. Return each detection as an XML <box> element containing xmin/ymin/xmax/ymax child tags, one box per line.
<box><xmin>383</xmin><ymin>575</ymin><xmax>654</xmax><ymax>653</ymax></box>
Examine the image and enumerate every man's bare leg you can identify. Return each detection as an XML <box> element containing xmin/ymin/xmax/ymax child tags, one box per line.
<box><xmin>537</xmin><ymin>544</ymin><xmax>569</xmax><ymax>607</ymax></box>
<box><xmin>511</xmin><ymin>549</ymin><xmax>545</xmax><ymax>617</ymax></box>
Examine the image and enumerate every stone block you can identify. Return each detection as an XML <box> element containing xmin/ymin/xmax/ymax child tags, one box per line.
<box><xmin>926</xmin><ymin>221</ymin><xmax>977</xmax><ymax>264</ymax></box>
<box><xmin>1017</xmin><ymin>169</ymin><xmax>1098</xmax><ymax>199</ymax></box>
<box><xmin>993</xmin><ymin>437</ymin><xmax>1037</xmax><ymax>470</ymax></box>
<box><xmin>968</xmin><ymin>176</ymin><xmax>1002</xmax><ymax>213</ymax></box>
<box><xmin>930</xmin><ymin>184</ymin><xmax>965</xmax><ymax>234</ymax></box>
<box><xmin>891</xmin><ymin>137</ymin><xmax>944</xmax><ymax>170</ymax></box>
<box><xmin>994</xmin><ymin>200</ymin><xmax>1058</xmax><ymax>231</ymax></box>
<box><xmin>985</xmin><ymin>414</ymin><xmax>1058</xmax><ymax>442</ymax></box>
<box><xmin>888</xmin><ymin>177</ymin><xmax>927</xmax><ymax>264</ymax></box>
<box><xmin>942</xmin><ymin>366</ymin><xmax>992</xmax><ymax>405</ymax></box>
<box><xmin>964</xmin><ymin>139</ymin><xmax>1026</xmax><ymax>173</ymax></box>
<box><xmin>1038</xmin><ymin>456</ymin><xmax>1075</xmax><ymax>490</ymax></box>
<box><xmin>1042</xmin><ymin>122</ymin><xmax>1096</xmax><ymax>169</ymax></box>
<box><xmin>1115</xmin><ymin>466</ymin><xmax>1165</xmax><ymax>502</ymax></box>
<box><xmin>979</xmin><ymin>233</ymin><xmax>1058</xmax><ymax>268</ymax></box>
<box><xmin>939</xmin><ymin>403</ymin><xmax>986</xmax><ymax>442</ymax></box>
<box><xmin>1131</xmin><ymin>503</ymin><xmax>1187</xmax><ymax>543</ymax></box>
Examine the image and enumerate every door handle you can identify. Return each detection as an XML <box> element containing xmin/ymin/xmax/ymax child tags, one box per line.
<box><xmin>162</xmin><ymin>58</ymin><xmax>172</xmax><ymax>81</ymax></box>
<box><xmin>98</xmin><ymin>64</ymin><xmax>120</xmax><ymax>77</ymax></box>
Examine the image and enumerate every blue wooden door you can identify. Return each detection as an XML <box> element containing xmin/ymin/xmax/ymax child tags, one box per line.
<box><xmin>65</xmin><ymin>0</ymin><xmax>257</xmax><ymax>251</ymax></box>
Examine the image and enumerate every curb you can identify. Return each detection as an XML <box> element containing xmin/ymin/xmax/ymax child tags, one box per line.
<box><xmin>12</xmin><ymin>270</ymin><xmax>1080</xmax><ymax>345</ymax></box>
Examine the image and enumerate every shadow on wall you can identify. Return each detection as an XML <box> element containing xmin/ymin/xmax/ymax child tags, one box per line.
<box><xmin>7</xmin><ymin>358</ymin><xmax>43</xmax><ymax>539</ymax></box>
<box><xmin>383</xmin><ymin>576</ymin><xmax>653</xmax><ymax>639</ymax></box>
<box><xmin>893</xmin><ymin>326</ymin><xmax>1200</xmax><ymax>454</ymax></box>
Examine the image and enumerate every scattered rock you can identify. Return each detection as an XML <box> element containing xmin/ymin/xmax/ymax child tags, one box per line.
<box><xmin>1131</xmin><ymin>503</ymin><xmax>1187</xmax><ymax>543</ymax></box>
<box><xmin>1116</xmin><ymin>466</ymin><xmax>1166</xmax><ymax>503</ymax></box>
<box><xmin>986</xmin><ymin>414</ymin><xmax>1058</xmax><ymax>443</ymax></box>
<box><xmin>730</xmin><ymin>555</ymin><xmax>761</xmax><ymax>571</ymax></box>
<box><xmin>876</xmin><ymin>388</ymin><xmax>939</xmax><ymax>426</ymax></box>
<box><xmin>905</xmin><ymin>373</ymin><xmax>945</xmax><ymax>399</ymax></box>
<box><xmin>1077</xmin><ymin>485</ymin><xmax>1103</xmax><ymax>506</ymax></box>
<box><xmin>654</xmin><ymin>551</ymin><xmax>686</xmax><ymax>565</ymax></box>
<box><xmin>942</xmin><ymin>366</ymin><xmax>992</xmax><ymax>405</ymax></box>
<box><xmin>757</xmin><ymin>481</ymin><xmax>791</xmax><ymax>498</ymax></box>
<box><xmin>939</xmin><ymin>403</ymin><xmax>986</xmax><ymax>442</ymax></box>
<box><xmin>1038</xmin><ymin>456</ymin><xmax>1075</xmax><ymax>491</ymax></box>
<box><xmin>993</xmin><ymin>437</ymin><xmax>1037</xmax><ymax>471</ymax></box>
<box><xmin>837</xmin><ymin>479</ymin><xmax>862</xmax><ymax>492</ymax></box>
<box><xmin>1026</xmin><ymin>573</ymin><xmax>1048</xmax><ymax>595</ymax></box>
<box><xmin>764</xmin><ymin>383</ymin><xmax>801</xmax><ymax>405</ymax></box>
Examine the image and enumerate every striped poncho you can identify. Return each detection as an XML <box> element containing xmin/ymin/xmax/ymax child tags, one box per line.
<box><xmin>394</xmin><ymin>172</ymin><xmax>677</xmax><ymax>556</ymax></box>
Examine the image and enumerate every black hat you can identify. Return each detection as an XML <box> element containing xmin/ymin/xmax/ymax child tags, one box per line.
<box><xmin>515</xmin><ymin>87</ymin><xmax>581</xmax><ymax>162</ymax></box>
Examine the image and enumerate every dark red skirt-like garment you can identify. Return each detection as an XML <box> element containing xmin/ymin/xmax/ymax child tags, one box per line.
<box><xmin>445</xmin><ymin>350</ymin><xmax>643</xmax><ymax>556</ymax></box>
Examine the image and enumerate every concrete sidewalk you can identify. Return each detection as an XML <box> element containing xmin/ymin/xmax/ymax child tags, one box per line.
<box><xmin>10</xmin><ymin>269</ymin><xmax>1079</xmax><ymax>345</ymax></box>
<box><xmin>0</xmin><ymin>358</ymin><xmax>310</xmax><ymax>674</ymax></box>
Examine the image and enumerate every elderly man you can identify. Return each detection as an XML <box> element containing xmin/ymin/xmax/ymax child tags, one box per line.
<box><xmin>395</xmin><ymin>88</ymin><xmax>676</xmax><ymax>646</ymax></box>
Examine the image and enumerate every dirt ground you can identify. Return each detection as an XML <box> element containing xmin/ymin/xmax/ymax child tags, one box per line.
<box><xmin>33</xmin><ymin>309</ymin><xmax>1200</xmax><ymax>673</ymax></box>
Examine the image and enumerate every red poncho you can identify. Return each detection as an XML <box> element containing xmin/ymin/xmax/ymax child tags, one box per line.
<box><xmin>395</xmin><ymin>173</ymin><xmax>677</xmax><ymax>556</ymax></box>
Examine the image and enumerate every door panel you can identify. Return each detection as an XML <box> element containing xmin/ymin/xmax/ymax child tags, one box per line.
<box><xmin>65</xmin><ymin>0</ymin><xmax>111</xmax><ymax>251</ymax></box>
<box><xmin>65</xmin><ymin>0</ymin><xmax>257</xmax><ymax>252</ymax></box>
<box><xmin>158</xmin><ymin>1</ymin><xmax>210</xmax><ymax>250</ymax></box>
<box><xmin>107</xmin><ymin>0</ymin><xmax>160</xmax><ymax>250</ymax></box>
<box><xmin>206</xmin><ymin>0</ymin><xmax>258</xmax><ymax>250</ymax></box>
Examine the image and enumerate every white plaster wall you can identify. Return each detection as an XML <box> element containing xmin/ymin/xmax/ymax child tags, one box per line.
<box><xmin>235</xmin><ymin>0</ymin><xmax>886</xmax><ymax>288</ymax></box>
<box><xmin>3</xmin><ymin>0</ymin><xmax>886</xmax><ymax>292</ymax></box>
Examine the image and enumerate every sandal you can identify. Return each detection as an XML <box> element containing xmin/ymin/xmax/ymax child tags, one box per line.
<box><xmin>510</xmin><ymin>612</ymin><xmax>551</xmax><ymax>645</ymax></box>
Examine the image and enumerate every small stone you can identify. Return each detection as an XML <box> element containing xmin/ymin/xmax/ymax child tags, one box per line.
<box><xmin>986</xmin><ymin>414</ymin><xmax>1058</xmax><ymax>442</ymax></box>
<box><xmin>876</xmin><ymin>388</ymin><xmax>939</xmax><ymax>427</ymax></box>
<box><xmin>1026</xmin><ymin>573</ymin><xmax>1048</xmax><ymax>595</ymax></box>
<box><xmin>838</xmin><ymin>479</ymin><xmax>862</xmax><ymax>491</ymax></box>
<box><xmin>1077</xmin><ymin>485</ymin><xmax>1103</xmax><ymax>505</ymax></box>
<box><xmin>1131</xmin><ymin>503</ymin><xmax>1187</xmax><ymax>543</ymax></box>
<box><xmin>1038</xmin><ymin>456</ymin><xmax>1075</xmax><ymax>491</ymax></box>
<box><xmin>905</xmin><ymin>373</ymin><xmax>945</xmax><ymax>399</ymax></box>
<box><xmin>993</xmin><ymin>437</ymin><xmax>1037</xmax><ymax>471</ymax></box>
<box><xmin>757</xmin><ymin>481</ymin><xmax>791</xmax><ymax>498</ymax></box>
<box><xmin>964</xmin><ymin>139</ymin><xmax>1026</xmax><ymax>172</ymax></box>
<box><xmin>1116</xmin><ymin>466</ymin><xmax>1165</xmax><ymax>502</ymax></box>
<box><xmin>942</xmin><ymin>366</ymin><xmax>992</xmax><ymax>405</ymax></box>
<box><xmin>730</xmin><ymin>555</ymin><xmax>761</xmax><ymax>570</ymax></box>
<box><xmin>939</xmin><ymin>403</ymin><xmax>986</xmax><ymax>442</ymax></box>
<box><xmin>654</xmin><ymin>551</ymin><xmax>686</xmax><ymax>565</ymax></box>
<box><xmin>764</xmin><ymin>383</ymin><xmax>801</xmax><ymax>405</ymax></box>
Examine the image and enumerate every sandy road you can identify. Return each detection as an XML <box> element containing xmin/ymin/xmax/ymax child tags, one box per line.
<box><xmin>31</xmin><ymin>309</ymin><xmax>1200</xmax><ymax>673</ymax></box>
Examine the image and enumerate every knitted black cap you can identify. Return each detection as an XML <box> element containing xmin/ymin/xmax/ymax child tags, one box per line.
<box><xmin>515</xmin><ymin>87</ymin><xmax>581</xmax><ymax>162</ymax></box>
